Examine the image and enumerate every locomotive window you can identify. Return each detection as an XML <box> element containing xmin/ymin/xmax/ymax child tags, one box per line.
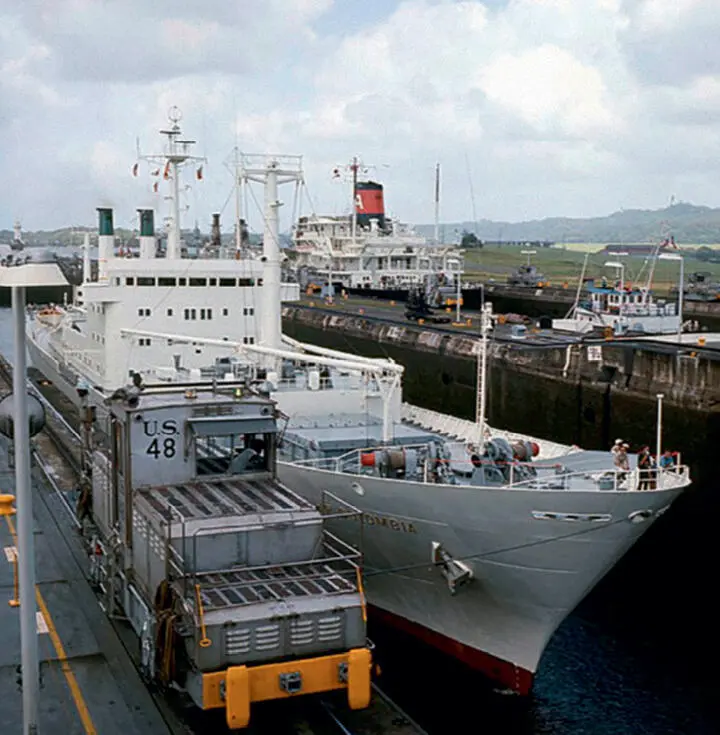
<box><xmin>194</xmin><ymin>432</ymin><xmax>272</xmax><ymax>476</ymax></box>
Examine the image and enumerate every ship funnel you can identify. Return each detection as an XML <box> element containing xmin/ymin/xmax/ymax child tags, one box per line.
<box><xmin>355</xmin><ymin>181</ymin><xmax>386</xmax><ymax>231</ymax></box>
<box><xmin>97</xmin><ymin>207</ymin><xmax>114</xmax><ymax>281</ymax></box>
<box><xmin>138</xmin><ymin>209</ymin><xmax>155</xmax><ymax>259</ymax></box>
<box><xmin>211</xmin><ymin>213</ymin><xmax>221</xmax><ymax>248</ymax></box>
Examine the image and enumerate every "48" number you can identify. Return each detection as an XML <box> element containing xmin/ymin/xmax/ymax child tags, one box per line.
<box><xmin>146</xmin><ymin>437</ymin><xmax>176</xmax><ymax>459</ymax></box>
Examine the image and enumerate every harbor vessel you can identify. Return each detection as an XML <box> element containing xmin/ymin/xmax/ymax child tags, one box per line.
<box><xmin>25</xmin><ymin>112</ymin><xmax>692</xmax><ymax>695</ymax></box>
<box><xmin>553</xmin><ymin>245</ymin><xmax>682</xmax><ymax>335</ymax></box>
<box><xmin>293</xmin><ymin>159</ymin><xmax>463</xmax><ymax>304</ymax></box>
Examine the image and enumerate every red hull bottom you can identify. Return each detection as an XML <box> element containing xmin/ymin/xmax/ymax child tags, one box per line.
<box><xmin>368</xmin><ymin>604</ymin><xmax>534</xmax><ymax>695</ymax></box>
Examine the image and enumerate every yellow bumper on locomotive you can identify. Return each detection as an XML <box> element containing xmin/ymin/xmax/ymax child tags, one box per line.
<box><xmin>201</xmin><ymin>647</ymin><xmax>372</xmax><ymax>729</ymax></box>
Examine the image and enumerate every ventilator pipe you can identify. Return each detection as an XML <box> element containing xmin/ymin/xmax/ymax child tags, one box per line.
<box><xmin>97</xmin><ymin>207</ymin><xmax>114</xmax><ymax>281</ymax></box>
<box><xmin>138</xmin><ymin>209</ymin><xmax>156</xmax><ymax>259</ymax></box>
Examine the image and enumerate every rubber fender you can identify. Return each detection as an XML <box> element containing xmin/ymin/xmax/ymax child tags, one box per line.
<box><xmin>226</xmin><ymin>666</ymin><xmax>250</xmax><ymax>729</ymax></box>
<box><xmin>346</xmin><ymin>648</ymin><xmax>372</xmax><ymax>711</ymax></box>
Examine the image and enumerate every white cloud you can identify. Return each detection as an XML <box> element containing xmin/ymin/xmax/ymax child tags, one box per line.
<box><xmin>1</xmin><ymin>0</ymin><xmax>720</xmax><ymax>230</ymax></box>
<box><xmin>478</xmin><ymin>45</ymin><xmax>616</xmax><ymax>137</ymax></box>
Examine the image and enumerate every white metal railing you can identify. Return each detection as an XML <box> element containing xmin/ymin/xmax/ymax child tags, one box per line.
<box><xmin>401</xmin><ymin>403</ymin><xmax>578</xmax><ymax>459</ymax></box>
<box><xmin>286</xmin><ymin>441</ymin><xmax>691</xmax><ymax>494</ymax></box>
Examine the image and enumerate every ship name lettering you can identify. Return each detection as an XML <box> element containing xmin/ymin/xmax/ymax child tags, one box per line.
<box><xmin>318</xmin><ymin>502</ymin><xmax>415</xmax><ymax>533</ymax></box>
<box><xmin>362</xmin><ymin>513</ymin><xmax>416</xmax><ymax>533</ymax></box>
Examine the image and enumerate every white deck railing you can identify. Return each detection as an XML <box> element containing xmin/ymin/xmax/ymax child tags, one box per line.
<box><xmin>401</xmin><ymin>403</ymin><xmax>579</xmax><ymax>460</ymax></box>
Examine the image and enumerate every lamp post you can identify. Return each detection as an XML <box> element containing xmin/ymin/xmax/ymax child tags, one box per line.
<box><xmin>521</xmin><ymin>249</ymin><xmax>536</xmax><ymax>267</ymax></box>
<box><xmin>659</xmin><ymin>252</ymin><xmax>684</xmax><ymax>343</ymax></box>
<box><xmin>0</xmin><ymin>260</ymin><xmax>69</xmax><ymax>735</ymax></box>
<box><xmin>656</xmin><ymin>393</ymin><xmax>664</xmax><ymax>464</ymax></box>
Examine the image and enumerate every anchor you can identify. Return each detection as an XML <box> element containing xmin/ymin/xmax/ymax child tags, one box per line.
<box><xmin>431</xmin><ymin>542</ymin><xmax>474</xmax><ymax>595</ymax></box>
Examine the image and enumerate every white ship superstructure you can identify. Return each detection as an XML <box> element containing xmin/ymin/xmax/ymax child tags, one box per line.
<box><xmin>27</xmin><ymin>114</ymin><xmax>301</xmax><ymax>402</ymax></box>
<box><xmin>26</xmin><ymin>116</ymin><xmax>692</xmax><ymax>696</ymax></box>
<box><xmin>293</xmin><ymin>161</ymin><xmax>463</xmax><ymax>292</ymax></box>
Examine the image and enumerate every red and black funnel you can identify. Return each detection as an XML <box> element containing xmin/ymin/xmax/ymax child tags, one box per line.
<box><xmin>355</xmin><ymin>181</ymin><xmax>385</xmax><ymax>230</ymax></box>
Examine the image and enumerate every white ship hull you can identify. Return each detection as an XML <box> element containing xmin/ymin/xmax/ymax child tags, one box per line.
<box><xmin>278</xmin><ymin>463</ymin><xmax>680</xmax><ymax>693</ymax></box>
<box><xmin>27</xmin><ymin>327</ymin><xmax>84</xmax><ymax>406</ymax></box>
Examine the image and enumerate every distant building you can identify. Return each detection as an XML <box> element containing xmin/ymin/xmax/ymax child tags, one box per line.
<box><xmin>601</xmin><ymin>243</ymin><xmax>656</xmax><ymax>256</ymax></box>
<box><xmin>482</xmin><ymin>240</ymin><xmax>555</xmax><ymax>248</ymax></box>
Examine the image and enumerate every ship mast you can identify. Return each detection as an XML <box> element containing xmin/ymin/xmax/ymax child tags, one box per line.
<box><xmin>351</xmin><ymin>156</ymin><xmax>359</xmax><ymax>243</ymax></box>
<box><xmin>225</xmin><ymin>147</ymin><xmax>245</xmax><ymax>256</ymax></box>
<box><xmin>434</xmin><ymin>163</ymin><xmax>440</xmax><ymax>245</ymax></box>
<box><xmin>234</xmin><ymin>152</ymin><xmax>304</xmax><ymax>361</ymax></box>
<box><xmin>138</xmin><ymin>107</ymin><xmax>205</xmax><ymax>259</ymax></box>
<box><xmin>476</xmin><ymin>302</ymin><xmax>492</xmax><ymax>444</ymax></box>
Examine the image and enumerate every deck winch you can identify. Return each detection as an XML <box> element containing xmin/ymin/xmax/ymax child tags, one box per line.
<box><xmin>360</xmin><ymin>447</ymin><xmax>420</xmax><ymax>479</ymax></box>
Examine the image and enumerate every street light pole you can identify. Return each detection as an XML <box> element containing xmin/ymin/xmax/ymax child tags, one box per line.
<box><xmin>1</xmin><ymin>259</ymin><xmax>69</xmax><ymax>735</ymax></box>
<box><xmin>678</xmin><ymin>256</ymin><xmax>684</xmax><ymax>343</ymax></box>
<box><xmin>656</xmin><ymin>392</ymin><xmax>664</xmax><ymax>464</ymax></box>
<box><xmin>455</xmin><ymin>270</ymin><xmax>461</xmax><ymax>323</ymax></box>
<box><xmin>12</xmin><ymin>285</ymin><xmax>39</xmax><ymax>735</ymax></box>
<box><xmin>659</xmin><ymin>252</ymin><xmax>684</xmax><ymax>343</ymax></box>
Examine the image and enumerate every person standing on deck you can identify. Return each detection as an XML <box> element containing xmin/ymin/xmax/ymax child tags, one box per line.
<box><xmin>614</xmin><ymin>442</ymin><xmax>630</xmax><ymax>483</ymax></box>
<box><xmin>637</xmin><ymin>445</ymin><xmax>654</xmax><ymax>490</ymax></box>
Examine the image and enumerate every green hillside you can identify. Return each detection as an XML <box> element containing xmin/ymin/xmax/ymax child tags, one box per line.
<box><xmin>416</xmin><ymin>202</ymin><xmax>720</xmax><ymax>245</ymax></box>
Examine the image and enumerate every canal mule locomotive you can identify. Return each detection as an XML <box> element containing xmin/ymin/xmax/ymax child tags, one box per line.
<box><xmin>82</xmin><ymin>380</ymin><xmax>372</xmax><ymax>729</ymax></box>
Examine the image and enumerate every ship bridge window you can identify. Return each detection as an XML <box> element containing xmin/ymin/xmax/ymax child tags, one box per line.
<box><xmin>178</xmin><ymin>278</ymin><xmax>187</xmax><ymax>286</ymax></box>
<box><xmin>209</xmin><ymin>278</ymin><xmax>217</xmax><ymax>286</ymax></box>
<box><xmin>189</xmin><ymin>277</ymin><xmax>206</xmax><ymax>287</ymax></box>
<box><xmin>158</xmin><ymin>277</ymin><xmax>176</xmax><ymax>287</ymax></box>
<box><xmin>126</xmin><ymin>277</ymin><xmax>135</xmax><ymax>286</ymax></box>
<box><xmin>222</xmin><ymin>308</ymin><xmax>229</xmax><ymax>316</ymax></box>
<box><xmin>137</xmin><ymin>277</ymin><xmax>155</xmax><ymax>286</ymax></box>
<box><xmin>243</xmin><ymin>307</ymin><xmax>254</xmax><ymax>316</ymax></box>
<box><xmin>138</xmin><ymin>308</ymin><xmax>151</xmax><ymax>317</ymax></box>
<box><xmin>219</xmin><ymin>278</ymin><xmax>235</xmax><ymax>287</ymax></box>
<box><xmin>238</xmin><ymin>278</ymin><xmax>255</xmax><ymax>287</ymax></box>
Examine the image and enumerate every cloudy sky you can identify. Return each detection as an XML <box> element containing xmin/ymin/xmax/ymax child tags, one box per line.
<box><xmin>1</xmin><ymin>0</ymin><xmax>719</xmax><ymax>234</ymax></box>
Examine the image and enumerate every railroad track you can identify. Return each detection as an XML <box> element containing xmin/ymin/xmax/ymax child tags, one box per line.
<box><xmin>0</xmin><ymin>356</ymin><xmax>427</xmax><ymax>735</ymax></box>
